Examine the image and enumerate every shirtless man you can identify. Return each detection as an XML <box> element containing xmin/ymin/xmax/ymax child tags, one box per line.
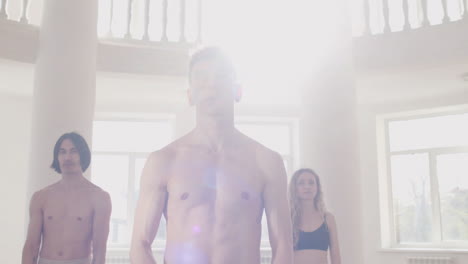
<box><xmin>22</xmin><ymin>132</ymin><xmax>112</xmax><ymax>264</ymax></box>
<box><xmin>130</xmin><ymin>47</ymin><xmax>293</xmax><ymax>264</ymax></box>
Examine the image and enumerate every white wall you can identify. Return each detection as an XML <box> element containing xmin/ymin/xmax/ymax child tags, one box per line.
<box><xmin>0</xmin><ymin>59</ymin><xmax>34</xmax><ymax>264</ymax></box>
<box><xmin>356</xmin><ymin>64</ymin><xmax>468</xmax><ymax>264</ymax></box>
<box><xmin>0</xmin><ymin>94</ymin><xmax>32</xmax><ymax>264</ymax></box>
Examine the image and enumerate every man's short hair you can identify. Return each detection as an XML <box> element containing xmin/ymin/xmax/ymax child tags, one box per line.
<box><xmin>189</xmin><ymin>46</ymin><xmax>237</xmax><ymax>79</ymax></box>
<box><xmin>50</xmin><ymin>132</ymin><xmax>91</xmax><ymax>174</ymax></box>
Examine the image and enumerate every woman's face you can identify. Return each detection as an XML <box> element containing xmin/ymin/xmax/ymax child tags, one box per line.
<box><xmin>295</xmin><ymin>172</ymin><xmax>318</xmax><ymax>201</ymax></box>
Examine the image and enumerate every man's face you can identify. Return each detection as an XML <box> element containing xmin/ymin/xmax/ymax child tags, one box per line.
<box><xmin>189</xmin><ymin>58</ymin><xmax>237</xmax><ymax>114</ymax></box>
<box><xmin>296</xmin><ymin>172</ymin><xmax>318</xmax><ymax>201</ymax></box>
<box><xmin>58</xmin><ymin>139</ymin><xmax>82</xmax><ymax>174</ymax></box>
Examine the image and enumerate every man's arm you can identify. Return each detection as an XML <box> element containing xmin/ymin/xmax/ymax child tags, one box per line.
<box><xmin>22</xmin><ymin>191</ymin><xmax>44</xmax><ymax>264</ymax></box>
<box><xmin>91</xmin><ymin>191</ymin><xmax>112</xmax><ymax>264</ymax></box>
<box><xmin>327</xmin><ymin>212</ymin><xmax>342</xmax><ymax>264</ymax></box>
<box><xmin>261</xmin><ymin>151</ymin><xmax>294</xmax><ymax>264</ymax></box>
<box><xmin>130</xmin><ymin>150</ymin><xmax>169</xmax><ymax>264</ymax></box>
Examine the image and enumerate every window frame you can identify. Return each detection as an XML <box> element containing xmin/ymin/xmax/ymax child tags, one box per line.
<box><xmin>378</xmin><ymin>106</ymin><xmax>468</xmax><ymax>249</ymax></box>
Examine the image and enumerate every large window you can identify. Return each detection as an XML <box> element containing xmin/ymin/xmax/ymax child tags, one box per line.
<box><xmin>380</xmin><ymin>110</ymin><xmax>468</xmax><ymax>248</ymax></box>
<box><xmin>91</xmin><ymin>119</ymin><xmax>174</xmax><ymax>248</ymax></box>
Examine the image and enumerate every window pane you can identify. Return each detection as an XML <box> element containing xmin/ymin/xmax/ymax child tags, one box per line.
<box><xmin>388</xmin><ymin>113</ymin><xmax>468</xmax><ymax>152</ymax></box>
<box><xmin>437</xmin><ymin>153</ymin><xmax>468</xmax><ymax>241</ymax></box>
<box><xmin>91</xmin><ymin>154</ymin><xmax>130</xmax><ymax>244</ymax></box>
<box><xmin>236</xmin><ymin>123</ymin><xmax>291</xmax><ymax>155</ymax></box>
<box><xmin>391</xmin><ymin>153</ymin><xmax>432</xmax><ymax>243</ymax></box>
<box><xmin>93</xmin><ymin>120</ymin><xmax>173</xmax><ymax>152</ymax></box>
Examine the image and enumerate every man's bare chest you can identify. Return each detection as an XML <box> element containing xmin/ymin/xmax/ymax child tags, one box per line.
<box><xmin>43</xmin><ymin>192</ymin><xmax>94</xmax><ymax>225</ymax></box>
<box><xmin>166</xmin><ymin>153</ymin><xmax>264</xmax><ymax>210</ymax></box>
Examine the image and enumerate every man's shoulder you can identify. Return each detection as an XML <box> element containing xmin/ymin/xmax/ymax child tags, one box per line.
<box><xmin>30</xmin><ymin>183</ymin><xmax>59</xmax><ymax>206</ymax></box>
<box><xmin>147</xmin><ymin>143</ymin><xmax>178</xmax><ymax>163</ymax></box>
<box><xmin>86</xmin><ymin>182</ymin><xmax>108</xmax><ymax>196</ymax></box>
<box><xmin>235</xmin><ymin>132</ymin><xmax>285</xmax><ymax>182</ymax></box>
<box><xmin>31</xmin><ymin>188</ymin><xmax>48</xmax><ymax>203</ymax></box>
<box><xmin>237</xmin><ymin>132</ymin><xmax>282</xmax><ymax>162</ymax></box>
<box><xmin>151</xmin><ymin>132</ymin><xmax>195</xmax><ymax>159</ymax></box>
<box><xmin>85</xmin><ymin>183</ymin><xmax>111</xmax><ymax>207</ymax></box>
<box><xmin>234</xmin><ymin>130</ymin><xmax>263</xmax><ymax>150</ymax></box>
<box><xmin>141</xmin><ymin>142</ymin><xmax>181</xmax><ymax>183</ymax></box>
<box><xmin>34</xmin><ymin>182</ymin><xmax>61</xmax><ymax>196</ymax></box>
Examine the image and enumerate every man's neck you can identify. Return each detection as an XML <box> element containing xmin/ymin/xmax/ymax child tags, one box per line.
<box><xmin>195</xmin><ymin>115</ymin><xmax>236</xmax><ymax>153</ymax></box>
<box><xmin>60</xmin><ymin>172</ymin><xmax>86</xmax><ymax>188</ymax></box>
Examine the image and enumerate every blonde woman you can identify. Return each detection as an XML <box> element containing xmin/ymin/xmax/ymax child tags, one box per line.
<box><xmin>289</xmin><ymin>168</ymin><xmax>341</xmax><ymax>264</ymax></box>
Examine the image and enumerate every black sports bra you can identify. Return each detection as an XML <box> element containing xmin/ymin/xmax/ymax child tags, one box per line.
<box><xmin>294</xmin><ymin>221</ymin><xmax>330</xmax><ymax>251</ymax></box>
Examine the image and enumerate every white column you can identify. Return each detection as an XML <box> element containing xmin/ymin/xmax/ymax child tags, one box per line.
<box><xmin>28</xmin><ymin>0</ymin><xmax>98</xmax><ymax>197</ymax></box>
<box><xmin>299</xmin><ymin>1</ymin><xmax>363</xmax><ymax>263</ymax></box>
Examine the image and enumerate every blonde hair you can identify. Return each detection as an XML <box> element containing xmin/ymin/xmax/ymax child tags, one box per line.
<box><xmin>289</xmin><ymin>168</ymin><xmax>326</xmax><ymax>247</ymax></box>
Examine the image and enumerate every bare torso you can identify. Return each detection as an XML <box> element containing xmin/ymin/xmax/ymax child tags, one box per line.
<box><xmin>294</xmin><ymin>250</ymin><xmax>328</xmax><ymax>264</ymax></box>
<box><xmin>37</xmin><ymin>181</ymin><xmax>105</xmax><ymax>260</ymax></box>
<box><xmin>163</xmin><ymin>132</ymin><xmax>267</xmax><ymax>264</ymax></box>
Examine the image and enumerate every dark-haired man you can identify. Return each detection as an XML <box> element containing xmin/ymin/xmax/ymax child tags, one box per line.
<box><xmin>22</xmin><ymin>132</ymin><xmax>111</xmax><ymax>264</ymax></box>
<box><xmin>130</xmin><ymin>47</ymin><xmax>293</xmax><ymax>264</ymax></box>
